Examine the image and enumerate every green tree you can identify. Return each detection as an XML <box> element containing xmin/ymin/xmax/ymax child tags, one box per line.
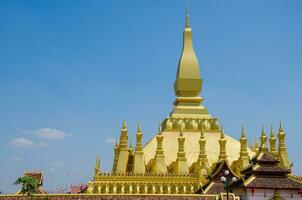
<box><xmin>13</xmin><ymin>176</ymin><xmax>39</xmax><ymax>197</ymax></box>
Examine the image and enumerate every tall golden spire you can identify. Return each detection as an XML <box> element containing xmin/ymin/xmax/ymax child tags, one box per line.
<box><xmin>269</xmin><ymin>126</ymin><xmax>277</xmax><ymax>156</ymax></box>
<box><xmin>170</xmin><ymin>6</ymin><xmax>210</xmax><ymax>119</ymax></box>
<box><xmin>218</xmin><ymin>127</ymin><xmax>227</xmax><ymax>161</ymax></box>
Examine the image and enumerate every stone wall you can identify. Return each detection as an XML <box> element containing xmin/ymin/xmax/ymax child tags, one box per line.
<box><xmin>0</xmin><ymin>194</ymin><xmax>219</xmax><ymax>200</ymax></box>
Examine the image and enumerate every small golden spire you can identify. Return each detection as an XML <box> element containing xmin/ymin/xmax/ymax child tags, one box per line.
<box><xmin>158</xmin><ymin>123</ymin><xmax>162</xmax><ymax>135</ymax></box>
<box><xmin>218</xmin><ymin>126</ymin><xmax>227</xmax><ymax>161</ymax></box>
<box><xmin>239</xmin><ymin>126</ymin><xmax>249</xmax><ymax>170</ymax></box>
<box><xmin>241</xmin><ymin>126</ymin><xmax>246</xmax><ymax>138</ymax></box>
<box><xmin>259</xmin><ymin>127</ymin><xmax>267</xmax><ymax>152</ymax></box>
<box><xmin>137</xmin><ymin>123</ymin><xmax>142</xmax><ymax>132</ymax></box>
<box><xmin>200</xmin><ymin>125</ymin><xmax>205</xmax><ymax>139</ymax></box>
<box><xmin>249</xmin><ymin>139</ymin><xmax>253</xmax><ymax>149</ymax></box>
<box><xmin>129</xmin><ymin>140</ymin><xmax>133</xmax><ymax>149</ymax></box>
<box><xmin>279</xmin><ymin>121</ymin><xmax>284</xmax><ymax>132</ymax></box>
<box><xmin>119</xmin><ymin>120</ymin><xmax>128</xmax><ymax>150</ymax></box>
<box><xmin>270</xmin><ymin>126</ymin><xmax>274</xmax><ymax>137</ymax></box>
<box><xmin>155</xmin><ymin>127</ymin><xmax>164</xmax><ymax>157</ymax></box>
<box><xmin>220</xmin><ymin>126</ymin><xmax>225</xmax><ymax>139</ymax></box>
<box><xmin>95</xmin><ymin>155</ymin><xmax>100</xmax><ymax>175</ymax></box>
<box><xmin>180</xmin><ymin>127</ymin><xmax>184</xmax><ymax>137</ymax></box>
<box><xmin>122</xmin><ymin>120</ymin><xmax>127</xmax><ymax>130</ymax></box>
<box><xmin>254</xmin><ymin>139</ymin><xmax>259</xmax><ymax>153</ymax></box>
<box><xmin>278</xmin><ymin>122</ymin><xmax>290</xmax><ymax>168</ymax></box>
<box><xmin>135</xmin><ymin>124</ymin><xmax>143</xmax><ymax>152</ymax></box>
<box><xmin>269</xmin><ymin>126</ymin><xmax>277</xmax><ymax>156</ymax></box>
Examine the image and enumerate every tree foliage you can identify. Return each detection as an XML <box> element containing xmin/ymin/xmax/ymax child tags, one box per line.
<box><xmin>13</xmin><ymin>176</ymin><xmax>39</xmax><ymax>197</ymax></box>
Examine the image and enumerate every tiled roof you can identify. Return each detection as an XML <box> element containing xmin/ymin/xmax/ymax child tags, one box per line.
<box><xmin>257</xmin><ymin>153</ymin><xmax>279</xmax><ymax>163</ymax></box>
<box><xmin>246</xmin><ymin>177</ymin><xmax>302</xmax><ymax>189</ymax></box>
<box><xmin>230</xmin><ymin>151</ymin><xmax>302</xmax><ymax>191</ymax></box>
<box><xmin>253</xmin><ymin>164</ymin><xmax>290</xmax><ymax>175</ymax></box>
<box><xmin>207</xmin><ymin>160</ymin><xmax>238</xmax><ymax>182</ymax></box>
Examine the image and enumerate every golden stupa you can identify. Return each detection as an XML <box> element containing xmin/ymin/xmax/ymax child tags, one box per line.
<box><xmin>85</xmin><ymin>9</ymin><xmax>291</xmax><ymax>195</ymax></box>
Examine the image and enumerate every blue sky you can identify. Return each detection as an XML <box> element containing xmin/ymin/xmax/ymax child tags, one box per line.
<box><xmin>0</xmin><ymin>0</ymin><xmax>302</xmax><ymax>193</ymax></box>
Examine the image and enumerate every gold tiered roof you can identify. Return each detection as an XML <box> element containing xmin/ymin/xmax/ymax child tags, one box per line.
<box><xmin>85</xmin><ymin>8</ymin><xmax>291</xmax><ymax>195</ymax></box>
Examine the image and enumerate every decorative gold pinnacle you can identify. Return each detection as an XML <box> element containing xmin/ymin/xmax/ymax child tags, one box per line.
<box><xmin>269</xmin><ymin>126</ymin><xmax>277</xmax><ymax>156</ymax></box>
<box><xmin>238</xmin><ymin>126</ymin><xmax>249</xmax><ymax>169</ymax></box>
<box><xmin>254</xmin><ymin>139</ymin><xmax>259</xmax><ymax>153</ymax></box>
<box><xmin>185</xmin><ymin>2</ymin><xmax>190</xmax><ymax>28</ymax></box>
<box><xmin>135</xmin><ymin>124</ymin><xmax>143</xmax><ymax>152</ymax></box>
<box><xmin>278</xmin><ymin>123</ymin><xmax>290</xmax><ymax>168</ymax></box>
<box><xmin>95</xmin><ymin>155</ymin><xmax>100</xmax><ymax>176</ymax></box>
<box><xmin>218</xmin><ymin>127</ymin><xmax>227</xmax><ymax>161</ymax></box>
<box><xmin>259</xmin><ymin>127</ymin><xmax>267</xmax><ymax>152</ymax></box>
<box><xmin>122</xmin><ymin>120</ymin><xmax>127</xmax><ymax>130</ymax></box>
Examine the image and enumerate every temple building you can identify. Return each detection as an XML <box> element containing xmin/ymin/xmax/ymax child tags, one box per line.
<box><xmin>85</xmin><ymin>9</ymin><xmax>298</xmax><ymax>195</ymax></box>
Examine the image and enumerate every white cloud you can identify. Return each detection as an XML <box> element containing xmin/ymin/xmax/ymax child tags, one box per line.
<box><xmin>10</xmin><ymin>137</ymin><xmax>35</xmax><ymax>147</ymax></box>
<box><xmin>105</xmin><ymin>138</ymin><xmax>117</xmax><ymax>144</ymax></box>
<box><xmin>34</xmin><ymin>128</ymin><xmax>70</xmax><ymax>139</ymax></box>
<box><xmin>11</xmin><ymin>156</ymin><xmax>24</xmax><ymax>162</ymax></box>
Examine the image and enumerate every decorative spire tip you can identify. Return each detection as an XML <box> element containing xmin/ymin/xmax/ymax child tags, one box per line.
<box><xmin>185</xmin><ymin>1</ymin><xmax>190</xmax><ymax>28</ymax></box>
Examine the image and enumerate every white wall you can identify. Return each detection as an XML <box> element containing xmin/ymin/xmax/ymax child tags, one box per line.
<box><xmin>236</xmin><ymin>189</ymin><xmax>302</xmax><ymax>200</ymax></box>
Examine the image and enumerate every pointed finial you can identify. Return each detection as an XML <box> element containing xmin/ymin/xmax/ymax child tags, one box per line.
<box><xmin>180</xmin><ymin>127</ymin><xmax>184</xmax><ymax>137</ymax></box>
<box><xmin>129</xmin><ymin>140</ymin><xmax>133</xmax><ymax>149</ymax></box>
<box><xmin>254</xmin><ymin>139</ymin><xmax>259</xmax><ymax>149</ymax></box>
<box><xmin>185</xmin><ymin>0</ymin><xmax>190</xmax><ymax>28</ymax></box>
<box><xmin>122</xmin><ymin>120</ymin><xmax>127</xmax><ymax>129</ymax></box>
<box><xmin>261</xmin><ymin>126</ymin><xmax>266</xmax><ymax>137</ymax></box>
<box><xmin>279</xmin><ymin>121</ymin><xmax>284</xmax><ymax>132</ymax></box>
<box><xmin>137</xmin><ymin>123</ymin><xmax>142</xmax><ymax>133</ymax></box>
<box><xmin>200</xmin><ymin>125</ymin><xmax>205</xmax><ymax>139</ymax></box>
<box><xmin>158</xmin><ymin>123</ymin><xmax>162</xmax><ymax>135</ymax></box>
<box><xmin>241</xmin><ymin>126</ymin><xmax>246</xmax><ymax>138</ymax></box>
<box><xmin>270</xmin><ymin>126</ymin><xmax>275</xmax><ymax>137</ymax></box>
<box><xmin>115</xmin><ymin>139</ymin><xmax>118</xmax><ymax>147</ymax></box>
<box><xmin>95</xmin><ymin>154</ymin><xmax>100</xmax><ymax>170</ymax></box>
<box><xmin>220</xmin><ymin>126</ymin><xmax>225</xmax><ymax>139</ymax></box>
<box><xmin>249</xmin><ymin>139</ymin><xmax>253</xmax><ymax>149</ymax></box>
